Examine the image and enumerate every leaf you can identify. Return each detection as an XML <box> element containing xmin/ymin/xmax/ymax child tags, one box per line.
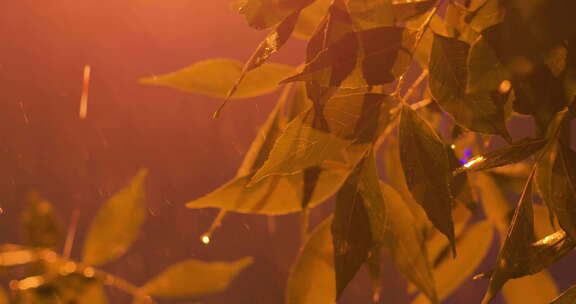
<box><xmin>331</xmin><ymin>154</ymin><xmax>386</xmax><ymax>298</ymax></box>
<box><xmin>346</xmin><ymin>0</ymin><xmax>434</xmax><ymax>30</ymax></box>
<box><xmin>536</xmin><ymin>142</ymin><xmax>576</xmax><ymax>240</ymax></box>
<box><xmin>380</xmin><ymin>182</ymin><xmax>438</xmax><ymax>303</ymax></box>
<box><xmin>366</xmin><ymin>247</ymin><xmax>382</xmax><ymax>303</ymax></box>
<box><xmin>20</xmin><ymin>190</ymin><xmax>61</xmax><ymax>248</ymax></box>
<box><xmin>82</xmin><ymin>169</ymin><xmax>148</xmax><ymax>266</ymax></box>
<box><xmin>235</xmin><ymin>0</ymin><xmax>314</xmax><ymax>30</ymax></box>
<box><xmin>283</xmin><ymin>26</ymin><xmax>417</xmax><ymax>88</ymax></box>
<box><xmin>412</xmin><ymin>220</ymin><xmax>494</xmax><ymax>304</ymax></box>
<box><xmin>250</xmin><ymin>92</ymin><xmax>392</xmax><ymax>184</ymax></box>
<box><xmin>399</xmin><ymin>104</ymin><xmax>456</xmax><ymax>253</ymax></box>
<box><xmin>186</xmin><ymin>168</ymin><xmax>348</xmax><ymax>215</ymax></box>
<box><xmin>465</xmin><ymin>0</ymin><xmax>505</xmax><ymax>33</ymax></box>
<box><xmin>217</xmin><ymin>11</ymin><xmax>301</xmax><ymax>115</ymax></box>
<box><xmin>249</xmin><ymin>118</ymin><xmax>351</xmax><ymax>183</ymax></box>
<box><xmin>503</xmin><ymin>271</ymin><xmax>558</xmax><ymax>304</ymax></box>
<box><xmin>482</xmin><ymin>173</ymin><xmax>536</xmax><ymax>304</ymax></box>
<box><xmin>429</xmin><ymin>33</ymin><xmax>510</xmax><ymax>138</ymax></box>
<box><xmin>140</xmin><ymin>59</ymin><xmax>293</xmax><ymax>99</ymax></box>
<box><xmin>467</xmin><ymin>35</ymin><xmax>509</xmax><ymax>94</ymax></box>
<box><xmin>293</xmin><ymin>0</ymin><xmax>331</xmax><ymax>39</ymax></box>
<box><xmin>454</xmin><ymin>137</ymin><xmax>547</xmax><ymax>175</ymax></box>
<box><xmin>142</xmin><ymin>257</ymin><xmax>253</xmax><ymax>299</ymax></box>
<box><xmin>552</xmin><ymin>285</ymin><xmax>576</xmax><ymax>304</ymax></box>
<box><xmin>286</xmin><ymin>216</ymin><xmax>335</xmax><ymax>304</ymax></box>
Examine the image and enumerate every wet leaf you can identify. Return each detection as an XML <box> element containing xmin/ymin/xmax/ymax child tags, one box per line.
<box><xmin>552</xmin><ymin>285</ymin><xmax>576</xmax><ymax>304</ymax></box>
<box><xmin>454</xmin><ymin>137</ymin><xmax>547</xmax><ymax>175</ymax></box>
<box><xmin>429</xmin><ymin>33</ymin><xmax>509</xmax><ymax>138</ymax></box>
<box><xmin>140</xmin><ymin>59</ymin><xmax>293</xmax><ymax>99</ymax></box>
<box><xmin>20</xmin><ymin>190</ymin><xmax>62</xmax><ymax>248</ymax></box>
<box><xmin>186</xmin><ymin>169</ymin><xmax>348</xmax><ymax>215</ymax></box>
<box><xmin>380</xmin><ymin>182</ymin><xmax>438</xmax><ymax>303</ymax></box>
<box><xmin>413</xmin><ymin>220</ymin><xmax>494</xmax><ymax>303</ymax></box>
<box><xmin>503</xmin><ymin>271</ymin><xmax>558</xmax><ymax>304</ymax></box>
<box><xmin>82</xmin><ymin>169</ymin><xmax>148</xmax><ymax>266</ymax></box>
<box><xmin>142</xmin><ymin>257</ymin><xmax>253</xmax><ymax>299</ymax></box>
<box><xmin>536</xmin><ymin>142</ymin><xmax>576</xmax><ymax>240</ymax></box>
<box><xmin>286</xmin><ymin>216</ymin><xmax>335</xmax><ymax>304</ymax></box>
<box><xmin>399</xmin><ymin>104</ymin><xmax>456</xmax><ymax>253</ymax></box>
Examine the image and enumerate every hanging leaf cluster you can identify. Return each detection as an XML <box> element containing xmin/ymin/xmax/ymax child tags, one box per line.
<box><xmin>0</xmin><ymin>169</ymin><xmax>252</xmax><ymax>303</ymax></box>
<box><xmin>143</xmin><ymin>0</ymin><xmax>576</xmax><ymax>302</ymax></box>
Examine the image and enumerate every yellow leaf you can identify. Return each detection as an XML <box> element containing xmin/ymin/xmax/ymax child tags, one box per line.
<box><xmin>187</xmin><ymin>168</ymin><xmax>348</xmax><ymax>215</ymax></box>
<box><xmin>502</xmin><ymin>271</ymin><xmax>558</xmax><ymax>304</ymax></box>
<box><xmin>140</xmin><ymin>59</ymin><xmax>293</xmax><ymax>99</ymax></box>
<box><xmin>286</xmin><ymin>216</ymin><xmax>335</xmax><ymax>304</ymax></box>
<box><xmin>82</xmin><ymin>169</ymin><xmax>148</xmax><ymax>266</ymax></box>
<box><xmin>142</xmin><ymin>257</ymin><xmax>252</xmax><ymax>299</ymax></box>
<box><xmin>412</xmin><ymin>220</ymin><xmax>494</xmax><ymax>303</ymax></box>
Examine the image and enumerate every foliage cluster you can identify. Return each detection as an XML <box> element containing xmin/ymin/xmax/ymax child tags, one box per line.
<box><xmin>0</xmin><ymin>169</ymin><xmax>252</xmax><ymax>303</ymax></box>
<box><xmin>143</xmin><ymin>0</ymin><xmax>576</xmax><ymax>303</ymax></box>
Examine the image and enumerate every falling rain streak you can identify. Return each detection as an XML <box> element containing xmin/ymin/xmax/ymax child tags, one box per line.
<box><xmin>79</xmin><ymin>65</ymin><xmax>91</xmax><ymax>119</ymax></box>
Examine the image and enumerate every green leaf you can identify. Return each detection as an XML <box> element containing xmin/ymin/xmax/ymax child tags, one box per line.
<box><xmin>82</xmin><ymin>169</ymin><xmax>148</xmax><ymax>266</ymax></box>
<box><xmin>454</xmin><ymin>137</ymin><xmax>547</xmax><ymax>175</ymax></box>
<box><xmin>412</xmin><ymin>220</ymin><xmax>494</xmax><ymax>304</ymax></box>
<box><xmin>140</xmin><ymin>59</ymin><xmax>293</xmax><ymax>99</ymax></box>
<box><xmin>429</xmin><ymin>33</ymin><xmax>510</xmax><ymax>138</ymax></box>
<box><xmin>536</xmin><ymin>142</ymin><xmax>576</xmax><ymax>240</ymax></box>
<box><xmin>186</xmin><ymin>169</ymin><xmax>349</xmax><ymax>215</ymax></box>
<box><xmin>346</xmin><ymin>0</ymin><xmax>434</xmax><ymax>30</ymax></box>
<box><xmin>399</xmin><ymin>104</ymin><xmax>456</xmax><ymax>253</ymax></box>
<box><xmin>380</xmin><ymin>182</ymin><xmax>438</xmax><ymax>303</ymax></box>
<box><xmin>286</xmin><ymin>216</ymin><xmax>335</xmax><ymax>304</ymax></box>
<box><xmin>20</xmin><ymin>190</ymin><xmax>62</xmax><ymax>248</ymax></box>
<box><xmin>552</xmin><ymin>285</ymin><xmax>576</xmax><ymax>304</ymax></box>
<box><xmin>234</xmin><ymin>0</ymin><xmax>314</xmax><ymax>30</ymax></box>
<box><xmin>142</xmin><ymin>257</ymin><xmax>253</xmax><ymax>299</ymax></box>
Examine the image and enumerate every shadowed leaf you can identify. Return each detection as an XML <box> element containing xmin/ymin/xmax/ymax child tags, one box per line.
<box><xmin>429</xmin><ymin>33</ymin><xmax>509</xmax><ymax>138</ymax></box>
<box><xmin>142</xmin><ymin>257</ymin><xmax>253</xmax><ymax>299</ymax></box>
<box><xmin>467</xmin><ymin>35</ymin><xmax>509</xmax><ymax>94</ymax></box>
<box><xmin>82</xmin><ymin>169</ymin><xmax>148</xmax><ymax>266</ymax></box>
<box><xmin>380</xmin><ymin>182</ymin><xmax>438</xmax><ymax>303</ymax></box>
<box><xmin>21</xmin><ymin>191</ymin><xmax>61</xmax><ymax>248</ymax></box>
<box><xmin>78</xmin><ymin>283</ymin><xmax>108</xmax><ymax>304</ymax></box>
<box><xmin>140</xmin><ymin>59</ymin><xmax>293</xmax><ymax>99</ymax></box>
<box><xmin>536</xmin><ymin>142</ymin><xmax>576</xmax><ymax>240</ymax></box>
<box><xmin>286</xmin><ymin>216</ymin><xmax>335</xmax><ymax>304</ymax></box>
<box><xmin>399</xmin><ymin>104</ymin><xmax>455</xmax><ymax>253</ymax></box>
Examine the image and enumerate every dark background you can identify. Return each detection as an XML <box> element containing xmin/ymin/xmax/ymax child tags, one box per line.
<box><xmin>0</xmin><ymin>1</ymin><xmax>574</xmax><ymax>303</ymax></box>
